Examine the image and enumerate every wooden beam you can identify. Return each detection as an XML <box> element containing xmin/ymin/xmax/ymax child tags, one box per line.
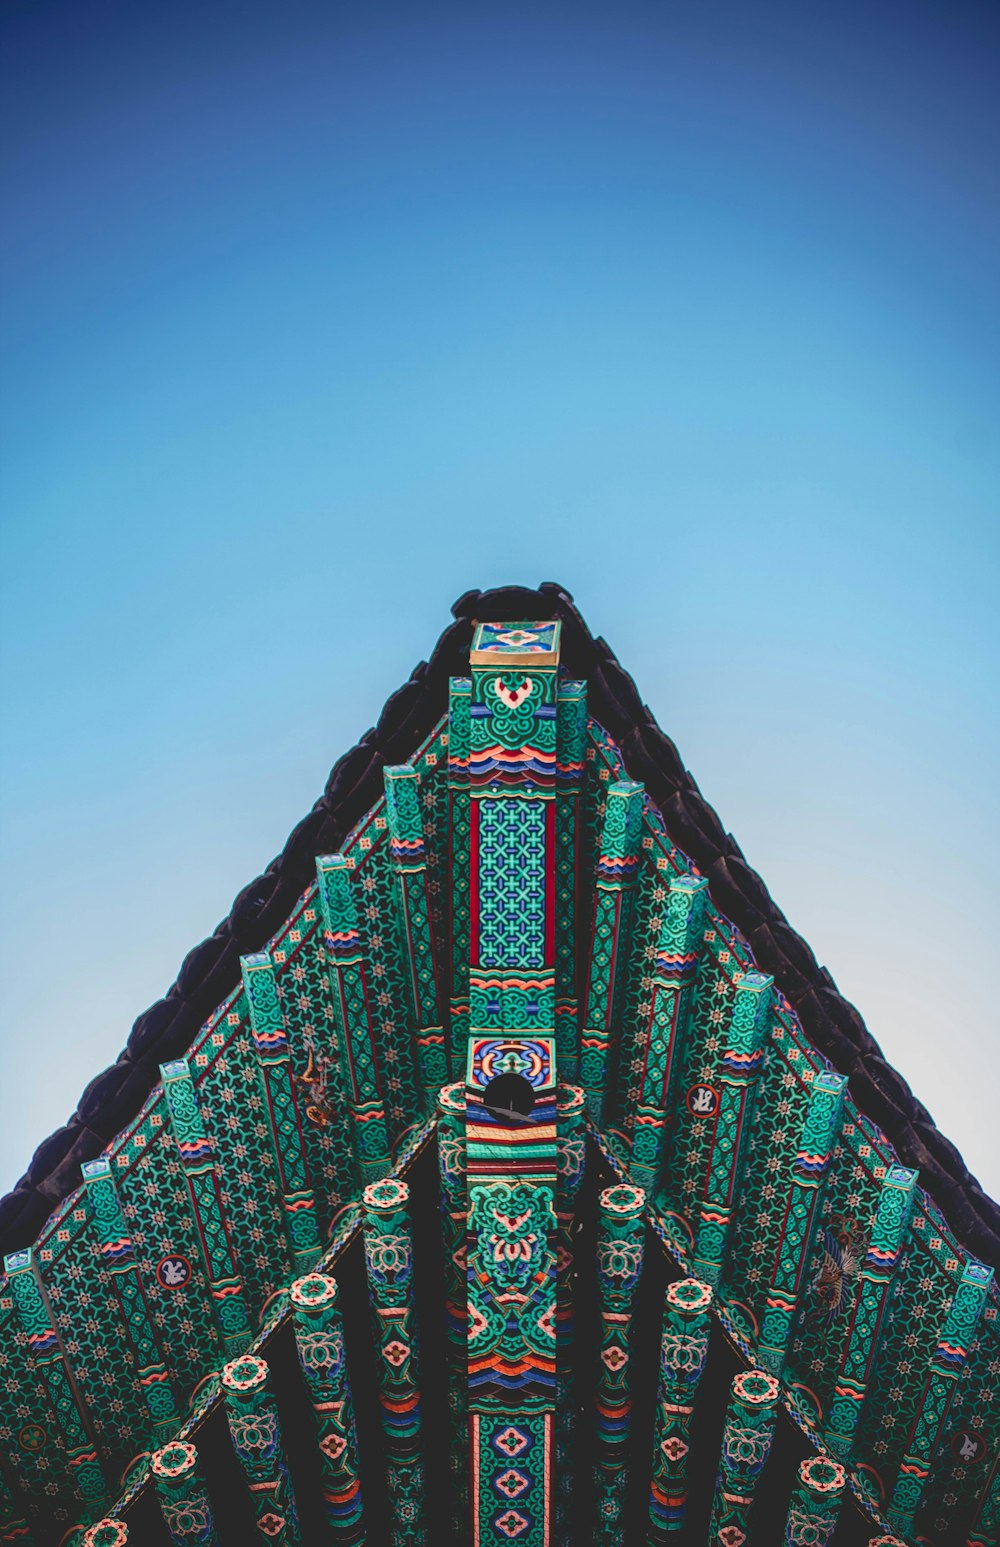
<box><xmin>81</xmin><ymin>1157</ymin><xmax>180</xmax><ymax>1439</ymax></box>
<box><xmin>580</xmin><ymin>779</ymin><xmax>645</xmax><ymax>1124</ymax></box>
<box><xmin>436</xmin><ymin>1083</ymin><xmax>468</xmax><ymax>1537</ymax></box>
<box><xmin>781</xmin><ymin>1455</ymin><xmax>846</xmax><ymax>1547</ymax></box>
<box><xmin>646</xmin><ymin>1277</ymin><xmax>713</xmax><ymax>1541</ymax></box>
<box><xmin>384</xmin><ymin>765</ymin><xmax>448</xmax><ymax>1105</ymax></box>
<box><xmin>824</xmin><ymin>1165</ymin><xmax>918</xmax><ymax>1461</ymax></box>
<box><xmin>290</xmin><ymin>1273</ymin><xmax>365</xmax><ymax>1544</ymax></box>
<box><xmin>757</xmin><ymin>1070</ymin><xmax>847</xmax><ymax>1377</ymax></box>
<box><xmin>554</xmin><ymin>680</ymin><xmax>587</xmax><ymax>1079</ymax></box>
<box><xmin>690</xmin><ymin>971</ymin><xmax>773</xmax><ymax>1286</ymax></box>
<box><xmin>221</xmin><ymin>1353</ymin><xmax>300</xmax><ymax>1545</ymax></box>
<box><xmin>362</xmin><ymin>1178</ymin><xmax>426</xmax><ymax>1546</ymax></box>
<box><xmin>886</xmin><ymin>1257</ymin><xmax>993</xmax><ymax>1536</ymax></box>
<box><xmin>630</xmin><ymin>874</ymin><xmax>709</xmax><ymax>1196</ymax></box>
<box><xmin>709</xmin><ymin>1369</ymin><xmax>780</xmax><ymax>1546</ymax></box>
<box><xmin>315</xmin><ymin>855</ymin><xmax>393</xmax><ymax>1185</ymax></box>
<box><xmin>160</xmin><ymin>1058</ymin><xmax>254</xmax><ymax>1358</ymax></box>
<box><xmin>594</xmin><ymin>1183</ymin><xmax>646</xmax><ymax>1542</ymax></box>
<box><xmin>465</xmin><ymin>1036</ymin><xmax>558</xmax><ymax>1547</ymax></box>
<box><xmin>3</xmin><ymin>1247</ymin><xmax>107</xmax><ymax>1520</ymax></box>
<box><xmin>241</xmin><ymin>953</ymin><xmax>323</xmax><ymax>1273</ymax></box>
<box><xmin>151</xmin><ymin>1441</ymin><xmax>218</xmax><ymax>1546</ymax></box>
<box><xmin>447</xmin><ymin>675</ymin><xmax>472</xmax><ymax>1062</ymax></box>
<box><xmin>555</xmin><ymin>1084</ymin><xmax>587</xmax><ymax>1539</ymax></box>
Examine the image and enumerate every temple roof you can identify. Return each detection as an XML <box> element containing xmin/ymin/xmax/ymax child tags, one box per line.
<box><xmin>0</xmin><ymin>583</ymin><xmax>997</xmax><ymax>1547</ymax></box>
<box><xmin>3</xmin><ymin>581</ymin><xmax>996</xmax><ymax>1269</ymax></box>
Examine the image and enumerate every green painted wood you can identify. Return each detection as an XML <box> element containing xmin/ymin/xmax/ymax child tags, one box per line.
<box><xmin>757</xmin><ymin>1070</ymin><xmax>847</xmax><ymax>1377</ymax></box>
<box><xmin>555</xmin><ymin>1084</ymin><xmax>587</xmax><ymax>1541</ymax></box>
<box><xmin>315</xmin><ymin>856</ymin><xmax>393</xmax><ymax>1185</ymax></box>
<box><xmin>3</xmin><ymin>1247</ymin><xmax>107</xmax><ymax>1519</ymax></box>
<box><xmin>824</xmin><ymin>1166</ymin><xmax>918</xmax><ymax>1462</ymax></box>
<box><xmin>646</xmin><ymin>1277</ymin><xmax>713</xmax><ymax>1541</ymax></box>
<box><xmin>594</xmin><ymin>1183</ymin><xmax>646</xmax><ymax>1542</ymax></box>
<box><xmin>580</xmin><ymin>780</ymin><xmax>645</xmax><ymax>1125</ymax></box>
<box><xmin>222</xmin><ymin>1353</ymin><xmax>300</xmax><ymax>1546</ymax></box>
<box><xmin>81</xmin><ymin>1158</ymin><xmax>180</xmax><ymax>1438</ymax></box>
<box><xmin>690</xmin><ymin>971</ymin><xmax>773</xmax><ymax>1286</ymax></box>
<box><xmin>447</xmin><ymin>676</ymin><xmax>472</xmax><ymax>1065</ymax></box>
<box><xmin>781</xmin><ymin>1455</ymin><xmax>846</xmax><ymax>1546</ymax></box>
<box><xmin>384</xmin><ymin>765</ymin><xmax>448</xmax><ymax>1108</ymax></box>
<box><xmin>630</xmin><ymin>874</ymin><xmax>708</xmax><ymax>1196</ymax></box>
<box><xmin>290</xmin><ymin>1273</ymin><xmax>365</xmax><ymax>1543</ymax></box>
<box><xmin>151</xmin><ymin>1441</ymin><xmax>218</xmax><ymax>1547</ymax></box>
<box><xmin>436</xmin><ymin>1083</ymin><xmax>468</xmax><ymax>1537</ymax></box>
<box><xmin>241</xmin><ymin>953</ymin><xmax>322</xmax><ymax>1273</ymax></box>
<box><xmin>886</xmin><ymin>1258</ymin><xmax>993</xmax><ymax>1535</ymax></box>
<box><xmin>708</xmin><ymin>1369</ymin><xmax>779</xmax><ymax>1546</ymax></box>
<box><xmin>554</xmin><ymin>680</ymin><xmax>587</xmax><ymax>1080</ymax></box>
<box><xmin>160</xmin><ymin>1059</ymin><xmax>254</xmax><ymax>1357</ymax></box>
<box><xmin>361</xmin><ymin>1178</ymin><xmax>425</xmax><ymax>1546</ymax></box>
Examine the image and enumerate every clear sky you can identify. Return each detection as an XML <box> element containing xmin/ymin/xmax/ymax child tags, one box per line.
<box><xmin>1</xmin><ymin>1</ymin><xmax>998</xmax><ymax>1202</ymax></box>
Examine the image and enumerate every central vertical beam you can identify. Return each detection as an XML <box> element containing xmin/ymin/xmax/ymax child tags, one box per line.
<box><xmin>466</xmin><ymin>1037</ymin><xmax>557</xmax><ymax>1547</ymax></box>
<box><xmin>554</xmin><ymin>680</ymin><xmax>587</xmax><ymax>1080</ymax></box>
<box><xmin>464</xmin><ymin>620</ymin><xmax>562</xmax><ymax>1547</ymax></box>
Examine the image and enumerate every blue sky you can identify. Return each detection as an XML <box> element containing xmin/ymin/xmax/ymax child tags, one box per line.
<box><xmin>1</xmin><ymin>0</ymin><xmax>998</xmax><ymax>1199</ymax></box>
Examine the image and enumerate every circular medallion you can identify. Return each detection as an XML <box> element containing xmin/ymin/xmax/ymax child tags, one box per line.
<box><xmin>362</xmin><ymin>1177</ymin><xmax>409</xmax><ymax>1212</ymax></box>
<box><xmin>686</xmin><ymin>1082</ymin><xmax>720</xmax><ymax>1118</ymax></box>
<box><xmin>156</xmin><ymin>1254</ymin><xmax>192</xmax><ymax>1290</ymax></box>
<box><xmin>18</xmin><ymin>1422</ymin><xmax>46</xmax><ymax>1452</ymax></box>
<box><xmin>950</xmin><ymin>1428</ymin><xmax>987</xmax><ymax>1464</ymax></box>
<box><xmin>222</xmin><ymin>1354</ymin><xmax>268</xmax><ymax>1393</ymax></box>
<box><xmin>290</xmin><ymin>1273</ymin><xmax>338</xmax><ymax>1311</ymax></box>
<box><xmin>152</xmin><ymin>1441</ymin><xmax>197</xmax><ymax>1479</ymax></box>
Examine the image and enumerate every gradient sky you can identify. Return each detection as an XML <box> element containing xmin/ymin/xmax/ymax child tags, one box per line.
<box><xmin>1</xmin><ymin>1</ymin><xmax>998</xmax><ymax>1203</ymax></box>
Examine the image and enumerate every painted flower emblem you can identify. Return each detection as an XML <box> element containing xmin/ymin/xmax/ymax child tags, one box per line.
<box><xmin>660</xmin><ymin>1435</ymin><xmax>689</xmax><ymax>1462</ymax></box>
<box><xmin>601</xmin><ymin>1343</ymin><xmax>627</xmax><ymax>1373</ymax></box>
<box><xmin>495</xmin><ymin>1508</ymin><xmax>531</xmax><ymax>1538</ymax></box>
<box><xmin>320</xmin><ymin>1432</ymin><xmax>347</xmax><ymax>1461</ymax></box>
<box><xmin>257</xmin><ymin>1512</ymin><xmax>286</xmax><ymax>1538</ymax></box>
<box><xmin>383</xmin><ymin>1339</ymin><xmax>410</xmax><ymax>1368</ymax></box>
